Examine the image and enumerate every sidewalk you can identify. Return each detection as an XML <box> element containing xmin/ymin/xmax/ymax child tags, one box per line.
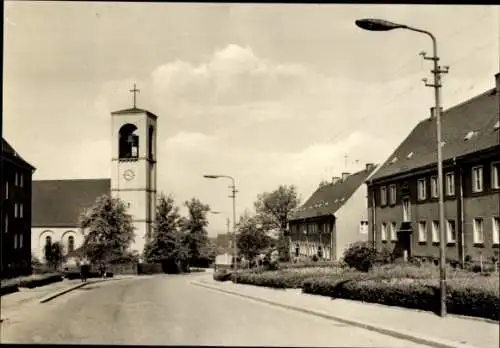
<box><xmin>194</xmin><ymin>277</ymin><xmax>499</xmax><ymax>348</ymax></box>
<box><xmin>1</xmin><ymin>275</ymin><xmax>135</xmax><ymax>313</ymax></box>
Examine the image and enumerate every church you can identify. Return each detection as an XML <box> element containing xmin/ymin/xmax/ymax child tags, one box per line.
<box><xmin>31</xmin><ymin>88</ymin><xmax>158</xmax><ymax>264</ymax></box>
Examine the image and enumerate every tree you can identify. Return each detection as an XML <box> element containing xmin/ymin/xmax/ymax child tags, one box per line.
<box><xmin>236</xmin><ymin>211</ymin><xmax>271</xmax><ymax>261</ymax></box>
<box><xmin>44</xmin><ymin>242</ymin><xmax>63</xmax><ymax>270</ymax></box>
<box><xmin>181</xmin><ymin>198</ymin><xmax>211</xmax><ymax>268</ymax></box>
<box><xmin>79</xmin><ymin>195</ymin><xmax>135</xmax><ymax>265</ymax></box>
<box><xmin>143</xmin><ymin>193</ymin><xmax>188</xmax><ymax>272</ymax></box>
<box><xmin>254</xmin><ymin>185</ymin><xmax>301</xmax><ymax>261</ymax></box>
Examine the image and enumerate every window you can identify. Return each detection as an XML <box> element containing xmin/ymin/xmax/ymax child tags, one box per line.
<box><xmin>417</xmin><ymin>179</ymin><xmax>427</xmax><ymax>200</ymax></box>
<box><xmin>323</xmin><ymin>223</ymin><xmax>330</xmax><ymax>234</ymax></box>
<box><xmin>446</xmin><ymin>172</ymin><xmax>455</xmax><ymax>196</ymax></box>
<box><xmin>389</xmin><ymin>184</ymin><xmax>396</xmax><ymax>204</ymax></box>
<box><xmin>381</xmin><ymin>223</ymin><xmax>387</xmax><ymax>241</ymax></box>
<box><xmin>472</xmin><ymin>166</ymin><xmax>483</xmax><ymax>192</ymax></box>
<box><xmin>430</xmin><ymin>176</ymin><xmax>438</xmax><ymax>198</ymax></box>
<box><xmin>14</xmin><ymin>203</ymin><xmax>18</xmax><ymax>218</ymax></box>
<box><xmin>492</xmin><ymin>162</ymin><xmax>500</xmax><ymax>190</ymax></box>
<box><xmin>473</xmin><ymin>218</ymin><xmax>484</xmax><ymax>244</ymax></box>
<box><xmin>19</xmin><ymin>234</ymin><xmax>23</xmax><ymax>248</ymax></box>
<box><xmin>20</xmin><ymin>204</ymin><xmax>23</xmax><ymax>218</ymax></box>
<box><xmin>380</xmin><ymin>186</ymin><xmax>387</xmax><ymax>206</ymax></box>
<box><xmin>4</xmin><ymin>215</ymin><xmax>8</xmax><ymax>233</ymax></box>
<box><xmin>14</xmin><ymin>172</ymin><xmax>18</xmax><ymax>186</ymax></box>
<box><xmin>446</xmin><ymin>220</ymin><xmax>456</xmax><ymax>243</ymax></box>
<box><xmin>14</xmin><ymin>234</ymin><xmax>18</xmax><ymax>249</ymax></box>
<box><xmin>493</xmin><ymin>217</ymin><xmax>500</xmax><ymax>245</ymax></box>
<box><xmin>432</xmin><ymin>221</ymin><xmax>440</xmax><ymax>243</ymax></box>
<box><xmin>359</xmin><ymin>221</ymin><xmax>369</xmax><ymax>234</ymax></box>
<box><xmin>390</xmin><ymin>222</ymin><xmax>397</xmax><ymax>241</ymax></box>
<box><xmin>4</xmin><ymin>182</ymin><xmax>8</xmax><ymax>200</ymax></box>
<box><xmin>20</xmin><ymin>173</ymin><xmax>24</xmax><ymax>188</ymax></box>
<box><xmin>68</xmin><ymin>236</ymin><xmax>75</xmax><ymax>252</ymax></box>
<box><xmin>418</xmin><ymin>221</ymin><xmax>427</xmax><ymax>242</ymax></box>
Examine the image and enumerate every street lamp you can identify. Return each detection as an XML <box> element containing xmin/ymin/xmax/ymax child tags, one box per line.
<box><xmin>203</xmin><ymin>174</ymin><xmax>238</xmax><ymax>270</ymax></box>
<box><xmin>356</xmin><ymin>18</ymin><xmax>449</xmax><ymax>317</ymax></box>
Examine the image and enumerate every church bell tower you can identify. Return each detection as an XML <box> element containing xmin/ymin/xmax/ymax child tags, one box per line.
<box><xmin>110</xmin><ymin>84</ymin><xmax>157</xmax><ymax>259</ymax></box>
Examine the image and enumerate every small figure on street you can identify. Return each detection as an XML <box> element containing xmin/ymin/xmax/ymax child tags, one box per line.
<box><xmin>80</xmin><ymin>262</ymin><xmax>89</xmax><ymax>283</ymax></box>
<box><xmin>100</xmin><ymin>264</ymin><xmax>107</xmax><ymax>279</ymax></box>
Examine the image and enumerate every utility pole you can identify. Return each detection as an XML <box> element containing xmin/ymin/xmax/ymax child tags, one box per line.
<box><xmin>355</xmin><ymin>18</ymin><xmax>450</xmax><ymax>317</ymax></box>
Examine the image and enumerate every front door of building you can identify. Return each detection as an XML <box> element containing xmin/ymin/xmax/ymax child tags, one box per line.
<box><xmin>399</xmin><ymin>197</ymin><xmax>412</xmax><ymax>259</ymax></box>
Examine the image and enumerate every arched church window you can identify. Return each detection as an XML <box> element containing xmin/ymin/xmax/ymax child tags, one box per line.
<box><xmin>68</xmin><ymin>236</ymin><xmax>74</xmax><ymax>253</ymax></box>
<box><xmin>148</xmin><ymin>125</ymin><xmax>154</xmax><ymax>160</ymax></box>
<box><xmin>119</xmin><ymin>124</ymin><xmax>139</xmax><ymax>160</ymax></box>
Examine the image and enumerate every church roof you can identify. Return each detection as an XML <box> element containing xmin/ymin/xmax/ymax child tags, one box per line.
<box><xmin>32</xmin><ymin>179</ymin><xmax>111</xmax><ymax>228</ymax></box>
<box><xmin>290</xmin><ymin>166</ymin><xmax>377</xmax><ymax>221</ymax></box>
<box><xmin>111</xmin><ymin>107</ymin><xmax>158</xmax><ymax>119</ymax></box>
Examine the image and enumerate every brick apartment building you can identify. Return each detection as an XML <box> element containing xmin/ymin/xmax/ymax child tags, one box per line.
<box><xmin>2</xmin><ymin>138</ymin><xmax>36</xmax><ymax>279</ymax></box>
<box><xmin>289</xmin><ymin>164</ymin><xmax>378</xmax><ymax>261</ymax></box>
<box><xmin>366</xmin><ymin>73</ymin><xmax>500</xmax><ymax>264</ymax></box>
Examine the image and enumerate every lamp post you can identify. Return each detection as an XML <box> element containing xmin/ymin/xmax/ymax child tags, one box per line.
<box><xmin>204</xmin><ymin>174</ymin><xmax>238</xmax><ymax>271</ymax></box>
<box><xmin>355</xmin><ymin>18</ymin><xmax>449</xmax><ymax>317</ymax></box>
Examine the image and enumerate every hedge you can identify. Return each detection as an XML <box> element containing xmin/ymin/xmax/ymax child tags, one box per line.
<box><xmin>18</xmin><ymin>273</ymin><xmax>64</xmax><ymax>289</ymax></box>
<box><xmin>213</xmin><ymin>270</ymin><xmax>234</xmax><ymax>282</ymax></box>
<box><xmin>232</xmin><ymin>267</ymin><xmax>343</xmax><ymax>289</ymax></box>
<box><xmin>279</xmin><ymin>260</ymin><xmax>341</xmax><ymax>270</ymax></box>
<box><xmin>0</xmin><ymin>281</ymin><xmax>19</xmax><ymax>296</ymax></box>
<box><xmin>215</xmin><ymin>262</ymin><xmax>499</xmax><ymax>320</ymax></box>
<box><xmin>303</xmin><ymin>276</ymin><xmax>499</xmax><ymax>321</ymax></box>
<box><xmin>189</xmin><ymin>267</ymin><xmax>206</xmax><ymax>273</ymax></box>
<box><xmin>64</xmin><ymin>271</ymin><xmax>101</xmax><ymax>280</ymax></box>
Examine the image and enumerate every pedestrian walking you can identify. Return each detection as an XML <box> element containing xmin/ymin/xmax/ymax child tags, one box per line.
<box><xmin>80</xmin><ymin>261</ymin><xmax>89</xmax><ymax>283</ymax></box>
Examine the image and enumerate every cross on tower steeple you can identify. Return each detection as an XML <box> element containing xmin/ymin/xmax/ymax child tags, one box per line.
<box><xmin>130</xmin><ymin>83</ymin><xmax>140</xmax><ymax>109</ymax></box>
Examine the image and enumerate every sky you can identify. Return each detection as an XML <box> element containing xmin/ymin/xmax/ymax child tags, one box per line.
<box><xmin>3</xmin><ymin>2</ymin><xmax>500</xmax><ymax>236</ymax></box>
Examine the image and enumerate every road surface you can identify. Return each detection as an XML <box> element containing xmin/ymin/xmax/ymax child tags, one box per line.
<box><xmin>1</xmin><ymin>274</ymin><xmax>434</xmax><ymax>347</ymax></box>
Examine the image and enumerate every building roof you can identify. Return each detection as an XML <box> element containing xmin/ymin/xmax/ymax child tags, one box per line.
<box><xmin>111</xmin><ymin>107</ymin><xmax>158</xmax><ymax>119</ymax></box>
<box><xmin>2</xmin><ymin>138</ymin><xmax>35</xmax><ymax>170</ymax></box>
<box><xmin>290</xmin><ymin>166</ymin><xmax>377</xmax><ymax>221</ymax></box>
<box><xmin>369</xmin><ymin>86</ymin><xmax>499</xmax><ymax>182</ymax></box>
<box><xmin>32</xmin><ymin>179</ymin><xmax>111</xmax><ymax>227</ymax></box>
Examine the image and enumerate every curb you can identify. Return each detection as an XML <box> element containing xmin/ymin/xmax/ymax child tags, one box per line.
<box><xmin>39</xmin><ymin>276</ymin><xmax>134</xmax><ymax>304</ymax></box>
<box><xmin>192</xmin><ymin>281</ymin><xmax>479</xmax><ymax>348</ymax></box>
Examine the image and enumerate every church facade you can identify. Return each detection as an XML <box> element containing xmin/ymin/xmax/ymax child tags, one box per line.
<box><xmin>31</xmin><ymin>103</ymin><xmax>158</xmax><ymax>264</ymax></box>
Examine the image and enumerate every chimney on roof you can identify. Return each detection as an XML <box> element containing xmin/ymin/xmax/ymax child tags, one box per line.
<box><xmin>430</xmin><ymin>106</ymin><xmax>443</xmax><ymax>119</ymax></box>
<box><xmin>365</xmin><ymin>163</ymin><xmax>375</xmax><ymax>171</ymax></box>
<box><xmin>332</xmin><ymin>176</ymin><xmax>341</xmax><ymax>185</ymax></box>
<box><xmin>341</xmin><ymin>172</ymin><xmax>350</xmax><ymax>181</ymax></box>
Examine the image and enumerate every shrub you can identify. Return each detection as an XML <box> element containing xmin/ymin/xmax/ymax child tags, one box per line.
<box><xmin>303</xmin><ymin>274</ymin><xmax>500</xmax><ymax>321</ymax></box>
<box><xmin>280</xmin><ymin>260</ymin><xmax>340</xmax><ymax>269</ymax></box>
<box><xmin>446</xmin><ymin>277</ymin><xmax>499</xmax><ymax>320</ymax></box>
<box><xmin>233</xmin><ymin>267</ymin><xmax>342</xmax><ymax>289</ymax></box>
<box><xmin>189</xmin><ymin>267</ymin><xmax>206</xmax><ymax>273</ymax></box>
<box><xmin>343</xmin><ymin>242</ymin><xmax>379</xmax><ymax>272</ymax></box>
<box><xmin>213</xmin><ymin>270</ymin><xmax>234</xmax><ymax>282</ymax></box>
<box><xmin>0</xmin><ymin>282</ymin><xmax>19</xmax><ymax>296</ymax></box>
<box><xmin>18</xmin><ymin>273</ymin><xmax>63</xmax><ymax>289</ymax></box>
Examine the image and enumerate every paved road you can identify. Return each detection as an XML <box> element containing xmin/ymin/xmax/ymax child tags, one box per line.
<box><xmin>1</xmin><ymin>274</ymin><xmax>433</xmax><ymax>347</ymax></box>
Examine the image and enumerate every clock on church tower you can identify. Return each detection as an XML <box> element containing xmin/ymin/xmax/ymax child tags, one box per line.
<box><xmin>110</xmin><ymin>84</ymin><xmax>158</xmax><ymax>258</ymax></box>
